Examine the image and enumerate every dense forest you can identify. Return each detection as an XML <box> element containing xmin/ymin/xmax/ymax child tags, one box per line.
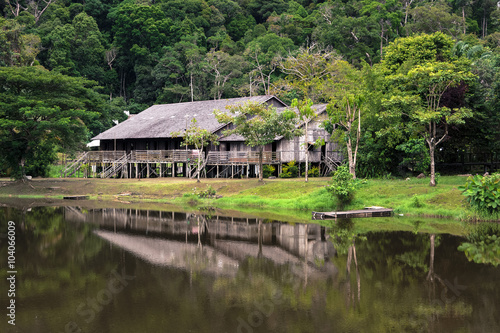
<box><xmin>1</xmin><ymin>0</ymin><xmax>500</xmax><ymax>178</ymax></box>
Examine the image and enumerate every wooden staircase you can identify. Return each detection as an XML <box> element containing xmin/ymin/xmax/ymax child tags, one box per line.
<box><xmin>63</xmin><ymin>152</ymin><xmax>89</xmax><ymax>177</ymax></box>
<box><xmin>101</xmin><ymin>153</ymin><xmax>130</xmax><ymax>178</ymax></box>
<box><xmin>322</xmin><ymin>156</ymin><xmax>341</xmax><ymax>176</ymax></box>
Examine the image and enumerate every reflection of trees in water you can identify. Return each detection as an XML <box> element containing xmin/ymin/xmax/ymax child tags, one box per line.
<box><xmin>459</xmin><ymin>222</ymin><xmax>500</xmax><ymax>267</ymax></box>
<box><xmin>0</xmin><ymin>206</ymin><xmax>131</xmax><ymax>332</ymax></box>
<box><xmin>327</xmin><ymin>218</ymin><xmax>363</xmax><ymax>309</ymax></box>
<box><xmin>345</xmin><ymin>239</ymin><xmax>360</xmax><ymax>309</ymax></box>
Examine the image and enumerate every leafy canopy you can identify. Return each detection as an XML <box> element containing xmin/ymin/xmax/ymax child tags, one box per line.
<box><xmin>0</xmin><ymin>66</ymin><xmax>101</xmax><ymax>178</ymax></box>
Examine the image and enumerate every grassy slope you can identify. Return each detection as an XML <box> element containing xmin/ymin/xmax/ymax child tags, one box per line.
<box><xmin>0</xmin><ymin>176</ymin><xmax>469</xmax><ymax>215</ymax></box>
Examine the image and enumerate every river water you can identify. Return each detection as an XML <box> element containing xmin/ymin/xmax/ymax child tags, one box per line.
<box><xmin>1</xmin><ymin>206</ymin><xmax>499</xmax><ymax>333</ymax></box>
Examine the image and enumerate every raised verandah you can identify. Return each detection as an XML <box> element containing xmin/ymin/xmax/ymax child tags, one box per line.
<box><xmin>63</xmin><ymin>150</ymin><xmax>342</xmax><ymax>179</ymax></box>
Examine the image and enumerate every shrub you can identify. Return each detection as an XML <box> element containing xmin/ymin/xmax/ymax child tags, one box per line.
<box><xmin>326</xmin><ymin>165</ymin><xmax>358</xmax><ymax>207</ymax></box>
<box><xmin>302</xmin><ymin>166</ymin><xmax>320</xmax><ymax>177</ymax></box>
<box><xmin>458</xmin><ymin>173</ymin><xmax>500</xmax><ymax>217</ymax></box>
<box><xmin>263</xmin><ymin>165</ymin><xmax>275</xmax><ymax>178</ymax></box>
<box><xmin>279</xmin><ymin>161</ymin><xmax>299</xmax><ymax>178</ymax></box>
<box><xmin>395</xmin><ymin>138</ymin><xmax>430</xmax><ymax>174</ymax></box>
<box><xmin>195</xmin><ymin>185</ymin><xmax>217</xmax><ymax>198</ymax></box>
<box><xmin>410</xmin><ymin>194</ymin><xmax>424</xmax><ymax>208</ymax></box>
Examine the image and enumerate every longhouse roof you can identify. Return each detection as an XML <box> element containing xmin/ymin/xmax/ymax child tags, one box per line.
<box><xmin>93</xmin><ymin>95</ymin><xmax>284</xmax><ymax>140</ymax></box>
<box><xmin>219</xmin><ymin>103</ymin><xmax>329</xmax><ymax>142</ymax></box>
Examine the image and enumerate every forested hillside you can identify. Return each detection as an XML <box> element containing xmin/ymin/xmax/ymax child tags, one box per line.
<box><xmin>1</xmin><ymin>0</ymin><xmax>500</xmax><ymax>178</ymax></box>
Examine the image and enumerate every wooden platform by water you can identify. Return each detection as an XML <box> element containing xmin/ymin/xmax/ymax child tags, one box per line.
<box><xmin>63</xmin><ymin>195</ymin><xmax>90</xmax><ymax>200</ymax></box>
<box><xmin>312</xmin><ymin>207</ymin><xmax>393</xmax><ymax>220</ymax></box>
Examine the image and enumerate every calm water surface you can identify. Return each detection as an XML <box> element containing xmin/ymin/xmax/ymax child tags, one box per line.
<box><xmin>1</xmin><ymin>206</ymin><xmax>499</xmax><ymax>333</ymax></box>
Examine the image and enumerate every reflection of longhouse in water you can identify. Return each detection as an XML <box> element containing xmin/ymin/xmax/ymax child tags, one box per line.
<box><xmin>64</xmin><ymin>207</ymin><xmax>337</xmax><ymax>279</ymax></box>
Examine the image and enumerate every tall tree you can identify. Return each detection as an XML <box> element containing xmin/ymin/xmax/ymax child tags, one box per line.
<box><xmin>378</xmin><ymin>33</ymin><xmax>476</xmax><ymax>185</ymax></box>
<box><xmin>275</xmin><ymin>44</ymin><xmax>343</xmax><ymax>103</ymax></box>
<box><xmin>244</xmin><ymin>33</ymin><xmax>295</xmax><ymax>96</ymax></box>
<box><xmin>405</xmin><ymin>2</ymin><xmax>462</xmax><ymax>38</ymax></box>
<box><xmin>205</xmin><ymin>50</ymin><xmax>244</xmax><ymax>99</ymax></box>
<box><xmin>0</xmin><ymin>18</ymin><xmax>41</xmax><ymax>67</ymax></box>
<box><xmin>360</xmin><ymin>0</ymin><xmax>403</xmax><ymax>58</ymax></box>
<box><xmin>214</xmin><ymin>101</ymin><xmax>301</xmax><ymax>181</ymax></box>
<box><xmin>291</xmin><ymin>98</ymin><xmax>319</xmax><ymax>182</ymax></box>
<box><xmin>403</xmin><ymin>62</ymin><xmax>475</xmax><ymax>186</ymax></box>
<box><xmin>383</xmin><ymin>61</ymin><xmax>475</xmax><ymax>186</ymax></box>
<box><xmin>0</xmin><ymin>66</ymin><xmax>102</xmax><ymax>179</ymax></box>
<box><xmin>5</xmin><ymin>0</ymin><xmax>55</xmax><ymax>23</ymax></box>
<box><xmin>328</xmin><ymin>94</ymin><xmax>364</xmax><ymax>180</ymax></box>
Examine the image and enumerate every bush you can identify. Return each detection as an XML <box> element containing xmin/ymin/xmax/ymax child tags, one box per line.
<box><xmin>279</xmin><ymin>161</ymin><xmax>299</xmax><ymax>178</ymax></box>
<box><xmin>458</xmin><ymin>173</ymin><xmax>500</xmax><ymax>217</ymax></box>
<box><xmin>410</xmin><ymin>194</ymin><xmax>424</xmax><ymax>208</ymax></box>
<box><xmin>263</xmin><ymin>165</ymin><xmax>275</xmax><ymax>178</ymax></box>
<box><xmin>302</xmin><ymin>166</ymin><xmax>320</xmax><ymax>177</ymax></box>
<box><xmin>396</xmin><ymin>138</ymin><xmax>430</xmax><ymax>174</ymax></box>
<box><xmin>194</xmin><ymin>185</ymin><xmax>217</xmax><ymax>198</ymax></box>
<box><xmin>326</xmin><ymin>165</ymin><xmax>358</xmax><ymax>207</ymax></box>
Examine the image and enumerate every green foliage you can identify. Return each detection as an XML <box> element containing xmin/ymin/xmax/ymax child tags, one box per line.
<box><xmin>379</xmin><ymin>33</ymin><xmax>476</xmax><ymax>186</ymax></box>
<box><xmin>458</xmin><ymin>173</ymin><xmax>500</xmax><ymax>217</ymax></box>
<box><xmin>458</xmin><ymin>223</ymin><xmax>500</xmax><ymax>266</ymax></box>
<box><xmin>326</xmin><ymin>165</ymin><xmax>359</xmax><ymax>206</ymax></box>
<box><xmin>196</xmin><ymin>185</ymin><xmax>217</xmax><ymax>199</ymax></box>
<box><xmin>0</xmin><ymin>66</ymin><xmax>102</xmax><ymax>179</ymax></box>
<box><xmin>262</xmin><ymin>165</ymin><xmax>275</xmax><ymax>178</ymax></box>
<box><xmin>23</xmin><ymin>141</ymin><xmax>58</xmax><ymax>178</ymax></box>
<box><xmin>410</xmin><ymin>195</ymin><xmax>424</xmax><ymax>208</ymax></box>
<box><xmin>381</xmin><ymin>32</ymin><xmax>455</xmax><ymax>73</ymax></box>
<box><xmin>215</xmin><ymin>101</ymin><xmax>300</xmax><ymax>181</ymax></box>
<box><xmin>396</xmin><ymin>138</ymin><xmax>430</xmax><ymax>174</ymax></box>
<box><xmin>1</xmin><ymin>0</ymin><xmax>499</xmax><ymax>183</ymax></box>
<box><xmin>0</xmin><ymin>18</ymin><xmax>41</xmax><ymax>67</ymax></box>
<box><xmin>303</xmin><ymin>166</ymin><xmax>320</xmax><ymax>178</ymax></box>
<box><xmin>279</xmin><ymin>161</ymin><xmax>299</xmax><ymax>178</ymax></box>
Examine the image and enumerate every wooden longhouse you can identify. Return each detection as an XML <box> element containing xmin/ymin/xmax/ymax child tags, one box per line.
<box><xmin>64</xmin><ymin>95</ymin><xmax>342</xmax><ymax>179</ymax></box>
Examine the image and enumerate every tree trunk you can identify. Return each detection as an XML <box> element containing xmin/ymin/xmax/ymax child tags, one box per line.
<box><xmin>347</xmin><ymin>138</ymin><xmax>356</xmax><ymax>179</ymax></box>
<box><xmin>462</xmin><ymin>7</ymin><xmax>466</xmax><ymax>34</ymax></box>
<box><xmin>380</xmin><ymin>22</ymin><xmax>384</xmax><ymax>59</ymax></box>
<box><xmin>258</xmin><ymin>146</ymin><xmax>264</xmax><ymax>182</ymax></box>
<box><xmin>190</xmin><ymin>72</ymin><xmax>194</xmax><ymax>102</ymax></box>
<box><xmin>305</xmin><ymin>121</ymin><xmax>309</xmax><ymax>182</ymax></box>
<box><xmin>197</xmin><ymin>150</ymin><xmax>201</xmax><ymax>183</ymax></box>
<box><xmin>429</xmin><ymin>142</ymin><xmax>436</xmax><ymax>187</ymax></box>
<box><xmin>20</xmin><ymin>157</ymin><xmax>26</xmax><ymax>181</ymax></box>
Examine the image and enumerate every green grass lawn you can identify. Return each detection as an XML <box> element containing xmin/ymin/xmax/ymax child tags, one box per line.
<box><xmin>0</xmin><ymin>175</ymin><xmax>477</xmax><ymax>221</ymax></box>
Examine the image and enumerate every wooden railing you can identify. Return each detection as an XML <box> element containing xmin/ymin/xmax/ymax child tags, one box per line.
<box><xmin>76</xmin><ymin>150</ymin><xmax>342</xmax><ymax>165</ymax></box>
<box><xmin>207</xmin><ymin>151</ymin><xmax>279</xmax><ymax>164</ymax></box>
<box><xmin>87</xmin><ymin>151</ymin><xmax>127</xmax><ymax>162</ymax></box>
<box><xmin>130</xmin><ymin>150</ymin><xmax>199</xmax><ymax>162</ymax></box>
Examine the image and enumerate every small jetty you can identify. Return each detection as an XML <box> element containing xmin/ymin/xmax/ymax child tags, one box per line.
<box><xmin>312</xmin><ymin>207</ymin><xmax>393</xmax><ymax>220</ymax></box>
<box><xmin>63</xmin><ymin>195</ymin><xmax>90</xmax><ymax>200</ymax></box>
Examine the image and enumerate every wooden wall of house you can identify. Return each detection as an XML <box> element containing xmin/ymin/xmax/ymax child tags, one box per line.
<box><xmin>98</xmin><ymin>138</ymin><xmax>183</xmax><ymax>151</ymax></box>
<box><xmin>228</xmin><ymin>142</ymin><xmax>256</xmax><ymax>152</ymax></box>
<box><xmin>277</xmin><ymin>116</ymin><xmax>339</xmax><ymax>163</ymax></box>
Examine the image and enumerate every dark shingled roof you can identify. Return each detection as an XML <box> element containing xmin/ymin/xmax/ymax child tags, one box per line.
<box><xmin>93</xmin><ymin>95</ymin><xmax>285</xmax><ymax>140</ymax></box>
